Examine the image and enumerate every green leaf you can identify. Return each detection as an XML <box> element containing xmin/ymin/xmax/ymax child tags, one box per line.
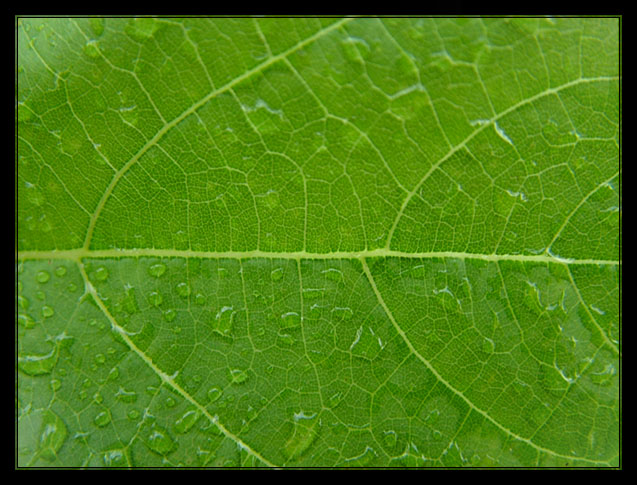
<box><xmin>16</xmin><ymin>17</ymin><xmax>620</xmax><ymax>468</ymax></box>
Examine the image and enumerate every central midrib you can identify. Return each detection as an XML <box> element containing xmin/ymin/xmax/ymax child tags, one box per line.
<box><xmin>15</xmin><ymin>248</ymin><xmax>620</xmax><ymax>265</ymax></box>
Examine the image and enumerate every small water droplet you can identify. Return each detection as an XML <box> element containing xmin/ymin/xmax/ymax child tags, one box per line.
<box><xmin>332</xmin><ymin>307</ymin><xmax>353</xmax><ymax>321</ymax></box>
<box><xmin>148</xmin><ymin>263</ymin><xmax>166</xmax><ymax>278</ymax></box>
<box><xmin>94</xmin><ymin>267</ymin><xmax>109</xmax><ymax>281</ymax></box>
<box><xmin>280</xmin><ymin>311</ymin><xmax>301</xmax><ymax>329</ymax></box>
<box><xmin>144</xmin><ymin>424</ymin><xmax>176</xmax><ymax>456</ymax></box>
<box><xmin>164</xmin><ymin>309</ymin><xmax>176</xmax><ymax>322</ymax></box>
<box><xmin>327</xmin><ymin>392</ymin><xmax>343</xmax><ymax>408</ymax></box>
<box><xmin>383</xmin><ymin>430</ymin><xmax>398</xmax><ymax>449</ymax></box>
<box><xmin>36</xmin><ymin>291</ymin><xmax>45</xmax><ymax>301</ymax></box>
<box><xmin>67</xmin><ymin>283</ymin><xmax>77</xmax><ymax>293</ymax></box>
<box><xmin>18</xmin><ymin>313</ymin><xmax>35</xmax><ymax>329</ymax></box>
<box><xmin>165</xmin><ymin>397</ymin><xmax>176</xmax><ymax>408</ymax></box>
<box><xmin>322</xmin><ymin>268</ymin><xmax>343</xmax><ymax>283</ymax></box>
<box><xmin>148</xmin><ymin>291</ymin><xmax>163</xmax><ymax>307</ymax></box>
<box><xmin>481</xmin><ymin>337</ymin><xmax>495</xmax><ymax>354</ymax></box>
<box><xmin>195</xmin><ymin>293</ymin><xmax>206</xmax><ymax>305</ymax></box>
<box><xmin>95</xmin><ymin>353</ymin><xmax>106</xmax><ymax>365</ymax></box>
<box><xmin>271</xmin><ymin>267</ymin><xmax>284</xmax><ymax>281</ymax></box>
<box><xmin>36</xmin><ymin>271</ymin><xmax>50</xmax><ymax>283</ymax></box>
<box><xmin>229</xmin><ymin>369</ymin><xmax>248</xmax><ymax>384</ymax></box>
<box><xmin>83</xmin><ymin>40</ymin><xmax>101</xmax><ymax>59</ymax></box>
<box><xmin>17</xmin><ymin>295</ymin><xmax>30</xmax><ymax>310</ymax></box>
<box><xmin>207</xmin><ymin>387</ymin><xmax>222</xmax><ymax>402</ymax></box>
<box><xmin>213</xmin><ymin>306</ymin><xmax>234</xmax><ymax>336</ymax></box>
<box><xmin>18</xmin><ymin>344</ymin><xmax>58</xmax><ymax>376</ymax></box>
<box><xmin>175</xmin><ymin>409</ymin><xmax>200</xmax><ymax>434</ymax></box>
<box><xmin>50</xmin><ymin>378</ymin><xmax>61</xmax><ymax>391</ymax></box>
<box><xmin>115</xmin><ymin>387</ymin><xmax>137</xmax><ymax>403</ymax></box>
<box><xmin>54</xmin><ymin>266</ymin><xmax>67</xmax><ymax>277</ymax></box>
<box><xmin>93</xmin><ymin>392</ymin><xmax>103</xmax><ymax>404</ymax></box>
<box><xmin>127</xmin><ymin>409</ymin><xmax>140</xmax><ymax>420</ymax></box>
<box><xmin>93</xmin><ymin>410</ymin><xmax>111</xmax><ymax>427</ymax></box>
<box><xmin>176</xmin><ymin>282</ymin><xmax>190</xmax><ymax>297</ymax></box>
<box><xmin>279</xmin><ymin>333</ymin><xmax>295</xmax><ymax>345</ymax></box>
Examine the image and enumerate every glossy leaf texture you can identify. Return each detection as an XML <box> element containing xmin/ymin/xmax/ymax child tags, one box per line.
<box><xmin>16</xmin><ymin>17</ymin><xmax>620</xmax><ymax>468</ymax></box>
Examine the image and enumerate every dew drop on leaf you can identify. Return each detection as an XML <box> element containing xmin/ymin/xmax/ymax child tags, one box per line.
<box><xmin>93</xmin><ymin>411</ymin><xmax>111</xmax><ymax>427</ymax></box>
<box><xmin>36</xmin><ymin>271</ymin><xmax>50</xmax><ymax>283</ymax></box>
<box><xmin>148</xmin><ymin>263</ymin><xmax>167</xmax><ymax>278</ymax></box>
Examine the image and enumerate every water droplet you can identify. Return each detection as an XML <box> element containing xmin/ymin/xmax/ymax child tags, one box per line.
<box><xmin>94</xmin><ymin>266</ymin><xmax>109</xmax><ymax>282</ymax></box>
<box><xmin>322</xmin><ymin>268</ymin><xmax>343</xmax><ymax>283</ymax></box>
<box><xmin>481</xmin><ymin>337</ymin><xmax>495</xmax><ymax>354</ymax></box>
<box><xmin>18</xmin><ymin>102</ymin><xmax>35</xmax><ymax>123</ymax></box>
<box><xmin>176</xmin><ymin>282</ymin><xmax>191</xmax><ymax>297</ymax></box>
<box><xmin>283</xmin><ymin>411</ymin><xmax>319</xmax><ymax>460</ymax></box>
<box><xmin>195</xmin><ymin>293</ymin><xmax>206</xmax><ymax>305</ymax></box>
<box><xmin>83</xmin><ymin>40</ymin><xmax>101</xmax><ymax>59</ymax></box>
<box><xmin>54</xmin><ymin>266</ymin><xmax>67</xmax><ymax>277</ymax></box>
<box><xmin>18</xmin><ymin>313</ymin><xmax>35</xmax><ymax>329</ymax></box>
<box><xmin>148</xmin><ymin>291</ymin><xmax>163</xmax><ymax>307</ymax></box>
<box><xmin>148</xmin><ymin>263</ymin><xmax>166</xmax><ymax>278</ymax></box>
<box><xmin>146</xmin><ymin>385</ymin><xmax>159</xmax><ymax>396</ymax></box>
<box><xmin>207</xmin><ymin>387</ymin><xmax>222</xmax><ymax>402</ymax></box>
<box><xmin>327</xmin><ymin>392</ymin><xmax>343</xmax><ymax>408</ymax></box>
<box><xmin>115</xmin><ymin>387</ymin><xmax>137</xmax><ymax>403</ymax></box>
<box><xmin>93</xmin><ymin>411</ymin><xmax>111</xmax><ymax>427</ymax></box>
<box><xmin>36</xmin><ymin>271</ymin><xmax>50</xmax><ymax>283</ymax></box>
<box><xmin>280</xmin><ymin>311</ymin><xmax>301</xmax><ymax>329</ymax></box>
<box><xmin>263</xmin><ymin>189</ymin><xmax>280</xmax><ymax>209</ymax></box>
<box><xmin>591</xmin><ymin>363</ymin><xmax>616</xmax><ymax>386</ymax></box>
<box><xmin>302</xmin><ymin>288</ymin><xmax>324</xmax><ymax>300</ymax></box>
<box><xmin>279</xmin><ymin>333</ymin><xmax>295</xmax><ymax>345</ymax></box>
<box><xmin>332</xmin><ymin>307</ymin><xmax>353</xmax><ymax>321</ymax></box>
<box><xmin>50</xmin><ymin>378</ymin><xmax>61</xmax><ymax>391</ymax></box>
<box><xmin>103</xmin><ymin>449</ymin><xmax>127</xmax><ymax>467</ymax></box>
<box><xmin>229</xmin><ymin>369</ymin><xmax>248</xmax><ymax>384</ymax></box>
<box><xmin>17</xmin><ymin>295</ymin><xmax>30</xmax><ymax>310</ymax></box>
<box><xmin>164</xmin><ymin>309</ymin><xmax>176</xmax><ymax>322</ymax></box>
<box><xmin>432</xmin><ymin>430</ymin><xmax>443</xmax><ymax>440</ymax></box>
<box><xmin>89</xmin><ymin>17</ymin><xmax>104</xmax><ymax>37</ymax></box>
<box><xmin>36</xmin><ymin>291</ymin><xmax>45</xmax><ymax>301</ymax></box>
<box><xmin>175</xmin><ymin>409</ymin><xmax>200</xmax><ymax>434</ymax></box>
<box><xmin>425</xmin><ymin>409</ymin><xmax>440</xmax><ymax>426</ymax></box>
<box><xmin>383</xmin><ymin>430</ymin><xmax>398</xmax><ymax>449</ymax></box>
<box><xmin>79</xmin><ymin>390</ymin><xmax>88</xmax><ymax>400</ymax></box>
<box><xmin>95</xmin><ymin>353</ymin><xmax>106</xmax><ymax>364</ymax></box>
<box><xmin>67</xmin><ymin>283</ymin><xmax>77</xmax><ymax>293</ymax></box>
<box><xmin>18</xmin><ymin>344</ymin><xmax>58</xmax><ymax>375</ymax></box>
<box><xmin>213</xmin><ymin>306</ymin><xmax>234</xmax><ymax>336</ymax></box>
<box><xmin>93</xmin><ymin>392</ymin><xmax>103</xmax><ymax>404</ymax></box>
<box><xmin>107</xmin><ymin>367</ymin><xmax>119</xmax><ymax>381</ymax></box>
<box><xmin>165</xmin><ymin>397</ymin><xmax>176</xmax><ymax>408</ymax></box>
<box><xmin>341</xmin><ymin>36</ymin><xmax>371</xmax><ymax>63</ymax></box>
<box><xmin>271</xmin><ymin>267</ymin><xmax>284</xmax><ymax>281</ymax></box>
<box><xmin>471</xmin><ymin>454</ymin><xmax>481</xmax><ymax>465</ymax></box>
<box><xmin>127</xmin><ymin>409</ymin><xmax>140</xmax><ymax>421</ymax></box>
<box><xmin>144</xmin><ymin>424</ymin><xmax>176</xmax><ymax>456</ymax></box>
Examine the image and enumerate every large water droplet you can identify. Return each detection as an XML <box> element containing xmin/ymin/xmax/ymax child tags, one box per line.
<box><xmin>18</xmin><ymin>409</ymin><xmax>67</xmax><ymax>462</ymax></box>
<box><xmin>18</xmin><ymin>313</ymin><xmax>35</xmax><ymax>329</ymax></box>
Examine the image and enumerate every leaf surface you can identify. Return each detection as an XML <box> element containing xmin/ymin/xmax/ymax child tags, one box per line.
<box><xmin>16</xmin><ymin>17</ymin><xmax>620</xmax><ymax>468</ymax></box>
